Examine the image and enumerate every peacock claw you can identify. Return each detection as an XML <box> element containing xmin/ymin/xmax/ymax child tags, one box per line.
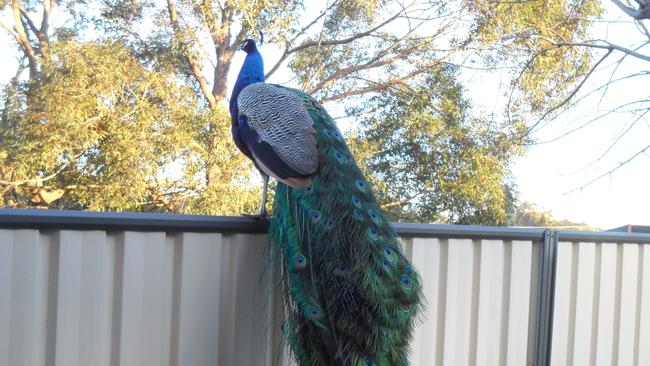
<box><xmin>244</xmin><ymin>210</ymin><xmax>269</xmax><ymax>221</ymax></box>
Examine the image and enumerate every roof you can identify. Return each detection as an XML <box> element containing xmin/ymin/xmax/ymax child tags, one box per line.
<box><xmin>608</xmin><ymin>224</ymin><xmax>650</xmax><ymax>233</ymax></box>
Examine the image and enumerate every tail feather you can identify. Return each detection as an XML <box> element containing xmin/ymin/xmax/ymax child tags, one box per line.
<box><xmin>269</xmin><ymin>88</ymin><xmax>422</xmax><ymax>366</ymax></box>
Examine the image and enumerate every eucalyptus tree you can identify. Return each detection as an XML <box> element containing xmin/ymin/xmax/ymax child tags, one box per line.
<box><xmin>0</xmin><ymin>0</ymin><xmax>603</xmax><ymax>223</ymax></box>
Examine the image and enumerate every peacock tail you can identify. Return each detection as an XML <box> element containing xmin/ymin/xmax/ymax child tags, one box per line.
<box><xmin>269</xmin><ymin>87</ymin><xmax>423</xmax><ymax>366</ymax></box>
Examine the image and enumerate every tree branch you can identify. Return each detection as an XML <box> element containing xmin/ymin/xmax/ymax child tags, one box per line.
<box><xmin>288</xmin><ymin>9</ymin><xmax>408</xmax><ymax>55</ymax></box>
<box><xmin>307</xmin><ymin>30</ymin><xmax>427</xmax><ymax>94</ymax></box>
<box><xmin>0</xmin><ymin>18</ymin><xmax>20</xmax><ymax>41</ymax></box>
<box><xmin>611</xmin><ymin>0</ymin><xmax>650</xmax><ymax>19</ymax></box>
<box><xmin>583</xmin><ymin>109</ymin><xmax>649</xmax><ymax>169</ymax></box>
<box><xmin>195</xmin><ymin>0</ymin><xmax>221</xmax><ymax>46</ymax></box>
<box><xmin>320</xmin><ymin>62</ymin><xmax>442</xmax><ymax>103</ymax></box>
<box><xmin>295</xmin><ymin>0</ymin><xmax>340</xmax><ymax>39</ymax></box>
<box><xmin>266</xmin><ymin>2</ymin><xmax>416</xmax><ymax>81</ymax></box>
<box><xmin>611</xmin><ymin>0</ymin><xmax>641</xmax><ymax>17</ymax></box>
<box><xmin>0</xmin><ymin>159</ymin><xmax>73</xmax><ymax>187</ymax></box>
<box><xmin>535</xmin><ymin>98</ymin><xmax>650</xmax><ymax>145</ymax></box>
<box><xmin>10</xmin><ymin>1</ymin><xmax>39</xmax><ymax>79</ymax></box>
<box><xmin>380</xmin><ymin>189</ymin><xmax>427</xmax><ymax>210</ymax></box>
<box><xmin>166</xmin><ymin>0</ymin><xmax>218</xmax><ymax>109</ymax></box>
<box><xmin>551</xmin><ymin>40</ymin><xmax>650</xmax><ymax>62</ymax></box>
<box><xmin>265</xmin><ymin>0</ymin><xmax>341</xmax><ymax>79</ymax></box>
<box><xmin>198</xmin><ymin>0</ymin><xmax>233</xmax><ymax>100</ymax></box>
<box><xmin>18</xmin><ymin>6</ymin><xmax>39</xmax><ymax>36</ymax></box>
<box><xmin>527</xmin><ymin>48</ymin><xmax>613</xmax><ymax>134</ymax></box>
<box><xmin>563</xmin><ymin>144</ymin><xmax>650</xmax><ymax>195</ymax></box>
<box><xmin>39</xmin><ymin>0</ymin><xmax>55</xmax><ymax>56</ymax></box>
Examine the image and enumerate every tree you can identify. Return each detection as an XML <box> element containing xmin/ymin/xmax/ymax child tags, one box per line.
<box><xmin>480</xmin><ymin>0</ymin><xmax>650</xmax><ymax>189</ymax></box>
<box><xmin>349</xmin><ymin>66</ymin><xmax>518</xmax><ymax>224</ymax></box>
<box><xmin>0</xmin><ymin>0</ymin><xmax>602</xmax><ymax>223</ymax></box>
<box><xmin>0</xmin><ymin>41</ymin><xmax>259</xmax><ymax>213</ymax></box>
<box><xmin>509</xmin><ymin>201</ymin><xmax>591</xmax><ymax>229</ymax></box>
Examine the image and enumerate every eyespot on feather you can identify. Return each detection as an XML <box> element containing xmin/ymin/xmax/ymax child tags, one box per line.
<box><xmin>294</xmin><ymin>255</ymin><xmax>307</xmax><ymax>270</ymax></box>
<box><xmin>355</xmin><ymin>179</ymin><xmax>367</xmax><ymax>192</ymax></box>
<box><xmin>334</xmin><ymin>263</ymin><xmax>348</xmax><ymax>276</ymax></box>
<box><xmin>383</xmin><ymin>247</ymin><xmax>395</xmax><ymax>262</ymax></box>
<box><xmin>367</xmin><ymin>226</ymin><xmax>380</xmax><ymax>241</ymax></box>
<box><xmin>368</xmin><ymin>209</ymin><xmax>381</xmax><ymax>224</ymax></box>
<box><xmin>401</xmin><ymin>274</ymin><xmax>413</xmax><ymax>291</ymax></box>
<box><xmin>306</xmin><ymin>305</ymin><xmax>322</xmax><ymax>320</ymax></box>
<box><xmin>310</xmin><ymin>210</ymin><xmax>322</xmax><ymax>223</ymax></box>
<box><xmin>351</xmin><ymin>195</ymin><xmax>362</xmax><ymax>208</ymax></box>
<box><xmin>333</xmin><ymin>149</ymin><xmax>346</xmax><ymax>163</ymax></box>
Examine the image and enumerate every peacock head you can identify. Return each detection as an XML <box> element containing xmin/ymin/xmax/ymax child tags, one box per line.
<box><xmin>239</xmin><ymin>39</ymin><xmax>258</xmax><ymax>54</ymax></box>
<box><xmin>239</xmin><ymin>31</ymin><xmax>264</xmax><ymax>54</ymax></box>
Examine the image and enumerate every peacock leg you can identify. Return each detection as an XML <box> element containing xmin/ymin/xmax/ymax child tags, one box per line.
<box><xmin>258</xmin><ymin>173</ymin><xmax>269</xmax><ymax>216</ymax></box>
<box><xmin>244</xmin><ymin>171</ymin><xmax>269</xmax><ymax>220</ymax></box>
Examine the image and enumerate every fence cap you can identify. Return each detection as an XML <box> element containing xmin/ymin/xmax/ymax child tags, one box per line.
<box><xmin>1</xmin><ymin>208</ymin><xmax>650</xmax><ymax>243</ymax></box>
<box><xmin>0</xmin><ymin>208</ymin><xmax>268</xmax><ymax>233</ymax></box>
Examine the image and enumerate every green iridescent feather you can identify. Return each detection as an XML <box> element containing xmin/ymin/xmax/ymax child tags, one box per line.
<box><xmin>269</xmin><ymin>87</ymin><xmax>423</xmax><ymax>366</ymax></box>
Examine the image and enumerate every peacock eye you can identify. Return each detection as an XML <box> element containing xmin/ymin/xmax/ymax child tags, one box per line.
<box><xmin>351</xmin><ymin>195</ymin><xmax>362</xmax><ymax>208</ymax></box>
<box><xmin>310</xmin><ymin>210</ymin><xmax>322</xmax><ymax>223</ymax></box>
<box><xmin>402</xmin><ymin>274</ymin><xmax>413</xmax><ymax>291</ymax></box>
<box><xmin>294</xmin><ymin>255</ymin><xmax>307</xmax><ymax>269</ymax></box>
<box><xmin>239</xmin><ymin>41</ymin><xmax>248</xmax><ymax>49</ymax></box>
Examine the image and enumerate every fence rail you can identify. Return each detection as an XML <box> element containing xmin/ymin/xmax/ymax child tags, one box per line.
<box><xmin>1</xmin><ymin>209</ymin><xmax>649</xmax><ymax>366</ymax></box>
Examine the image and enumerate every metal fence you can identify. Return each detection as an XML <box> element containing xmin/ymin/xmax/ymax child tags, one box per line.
<box><xmin>1</xmin><ymin>209</ymin><xmax>649</xmax><ymax>366</ymax></box>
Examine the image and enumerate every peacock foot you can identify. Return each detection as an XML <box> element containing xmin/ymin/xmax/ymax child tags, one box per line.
<box><xmin>244</xmin><ymin>209</ymin><xmax>269</xmax><ymax>221</ymax></box>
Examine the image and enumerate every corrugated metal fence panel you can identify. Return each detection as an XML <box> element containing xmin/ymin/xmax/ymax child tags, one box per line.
<box><xmin>1</xmin><ymin>229</ymin><xmax>540</xmax><ymax>366</ymax></box>
<box><xmin>0</xmin><ymin>230</ymin><xmax>279</xmax><ymax>366</ymax></box>
<box><xmin>405</xmin><ymin>238</ymin><xmax>537</xmax><ymax>366</ymax></box>
<box><xmin>550</xmin><ymin>241</ymin><xmax>650</xmax><ymax>366</ymax></box>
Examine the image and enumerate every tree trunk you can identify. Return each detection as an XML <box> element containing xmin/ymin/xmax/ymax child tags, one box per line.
<box><xmin>212</xmin><ymin>48</ymin><xmax>235</xmax><ymax>102</ymax></box>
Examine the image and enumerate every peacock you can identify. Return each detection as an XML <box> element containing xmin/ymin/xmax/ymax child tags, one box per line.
<box><xmin>229</xmin><ymin>38</ymin><xmax>422</xmax><ymax>366</ymax></box>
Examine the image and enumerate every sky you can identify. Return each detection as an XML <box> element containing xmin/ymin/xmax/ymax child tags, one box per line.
<box><xmin>0</xmin><ymin>2</ymin><xmax>648</xmax><ymax>229</ymax></box>
<box><xmin>472</xmin><ymin>1</ymin><xmax>650</xmax><ymax>229</ymax></box>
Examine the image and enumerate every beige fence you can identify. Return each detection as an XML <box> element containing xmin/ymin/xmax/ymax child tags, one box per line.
<box><xmin>550</xmin><ymin>241</ymin><xmax>650</xmax><ymax>366</ymax></box>
<box><xmin>1</xmin><ymin>210</ymin><xmax>649</xmax><ymax>366</ymax></box>
<box><xmin>407</xmin><ymin>237</ymin><xmax>537</xmax><ymax>366</ymax></box>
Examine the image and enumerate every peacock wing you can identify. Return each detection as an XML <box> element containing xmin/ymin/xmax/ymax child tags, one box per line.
<box><xmin>237</xmin><ymin>83</ymin><xmax>319</xmax><ymax>183</ymax></box>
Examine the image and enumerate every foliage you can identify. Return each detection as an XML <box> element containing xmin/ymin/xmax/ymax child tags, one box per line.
<box><xmin>470</xmin><ymin>0</ymin><xmax>602</xmax><ymax>114</ymax></box>
<box><xmin>509</xmin><ymin>201</ymin><xmax>590</xmax><ymax>228</ymax></box>
<box><xmin>1</xmin><ymin>41</ymin><xmax>258</xmax><ymax>213</ymax></box>
<box><xmin>349</xmin><ymin>66</ymin><xmax>519</xmax><ymax>224</ymax></box>
<box><xmin>0</xmin><ymin>0</ymin><xmax>606</xmax><ymax>222</ymax></box>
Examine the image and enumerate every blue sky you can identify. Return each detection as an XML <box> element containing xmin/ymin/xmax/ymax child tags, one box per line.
<box><xmin>1</xmin><ymin>2</ymin><xmax>647</xmax><ymax>229</ymax></box>
<box><xmin>504</xmin><ymin>2</ymin><xmax>649</xmax><ymax>229</ymax></box>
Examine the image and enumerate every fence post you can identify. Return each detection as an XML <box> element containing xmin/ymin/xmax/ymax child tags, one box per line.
<box><xmin>533</xmin><ymin>229</ymin><xmax>559</xmax><ymax>366</ymax></box>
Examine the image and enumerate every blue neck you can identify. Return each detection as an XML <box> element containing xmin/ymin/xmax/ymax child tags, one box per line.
<box><xmin>230</xmin><ymin>49</ymin><xmax>264</xmax><ymax>117</ymax></box>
